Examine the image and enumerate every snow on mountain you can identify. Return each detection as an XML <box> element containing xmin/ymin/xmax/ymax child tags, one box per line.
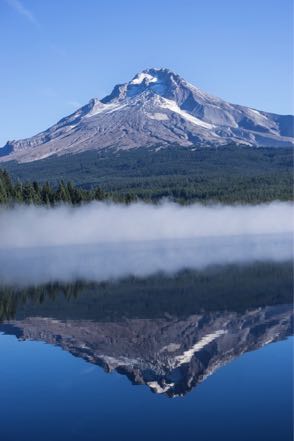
<box><xmin>1</xmin><ymin>68</ymin><xmax>293</xmax><ymax>163</ymax></box>
<box><xmin>2</xmin><ymin>304</ymin><xmax>292</xmax><ymax>397</ymax></box>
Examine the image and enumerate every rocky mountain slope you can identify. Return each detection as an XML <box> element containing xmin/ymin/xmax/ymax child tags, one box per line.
<box><xmin>1</xmin><ymin>68</ymin><xmax>293</xmax><ymax>163</ymax></box>
<box><xmin>1</xmin><ymin>304</ymin><xmax>292</xmax><ymax>397</ymax></box>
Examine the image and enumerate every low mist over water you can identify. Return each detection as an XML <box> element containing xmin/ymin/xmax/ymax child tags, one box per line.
<box><xmin>0</xmin><ymin>201</ymin><xmax>293</xmax><ymax>248</ymax></box>
<box><xmin>0</xmin><ymin>202</ymin><xmax>292</xmax><ymax>286</ymax></box>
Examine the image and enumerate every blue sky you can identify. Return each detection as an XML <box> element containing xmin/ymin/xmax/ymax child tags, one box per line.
<box><xmin>0</xmin><ymin>0</ymin><xmax>293</xmax><ymax>145</ymax></box>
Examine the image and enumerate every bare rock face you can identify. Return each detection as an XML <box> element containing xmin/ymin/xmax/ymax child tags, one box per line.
<box><xmin>1</xmin><ymin>304</ymin><xmax>292</xmax><ymax>397</ymax></box>
<box><xmin>1</xmin><ymin>68</ymin><xmax>293</xmax><ymax>163</ymax></box>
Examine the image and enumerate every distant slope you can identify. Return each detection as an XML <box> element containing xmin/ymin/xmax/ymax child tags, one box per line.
<box><xmin>1</xmin><ymin>68</ymin><xmax>293</xmax><ymax>164</ymax></box>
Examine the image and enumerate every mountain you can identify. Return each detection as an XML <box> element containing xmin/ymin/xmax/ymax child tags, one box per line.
<box><xmin>1</xmin><ymin>68</ymin><xmax>293</xmax><ymax>163</ymax></box>
<box><xmin>0</xmin><ymin>261</ymin><xmax>292</xmax><ymax>397</ymax></box>
<box><xmin>1</xmin><ymin>304</ymin><xmax>292</xmax><ymax>397</ymax></box>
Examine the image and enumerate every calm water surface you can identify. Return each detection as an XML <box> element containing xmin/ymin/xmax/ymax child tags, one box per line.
<box><xmin>0</xmin><ymin>258</ymin><xmax>292</xmax><ymax>441</ymax></box>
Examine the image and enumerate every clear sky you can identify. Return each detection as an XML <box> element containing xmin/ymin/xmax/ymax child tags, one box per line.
<box><xmin>0</xmin><ymin>0</ymin><xmax>293</xmax><ymax>145</ymax></box>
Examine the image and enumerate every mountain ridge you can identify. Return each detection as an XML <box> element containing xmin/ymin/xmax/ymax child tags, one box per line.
<box><xmin>1</xmin><ymin>304</ymin><xmax>292</xmax><ymax>397</ymax></box>
<box><xmin>1</xmin><ymin>68</ymin><xmax>293</xmax><ymax>163</ymax></box>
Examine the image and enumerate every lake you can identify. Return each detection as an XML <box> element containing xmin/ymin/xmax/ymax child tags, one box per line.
<box><xmin>0</xmin><ymin>238</ymin><xmax>293</xmax><ymax>440</ymax></box>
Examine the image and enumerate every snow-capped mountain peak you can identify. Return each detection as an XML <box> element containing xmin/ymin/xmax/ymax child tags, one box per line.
<box><xmin>0</xmin><ymin>68</ymin><xmax>293</xmax><ymax>163</ymax></box>
<box><xmin>130</xmin><ymin>71</ymin><xmax>158</xmax><ymax>85</ymax></box>
<box><xmin>101</xmin><ymin>68</ymin><xmax>178</xmax><ymax>103</ymax></box>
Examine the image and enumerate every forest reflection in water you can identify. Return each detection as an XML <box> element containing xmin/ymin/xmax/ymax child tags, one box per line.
<box><xmin>0</xmin><ymin>260</ymin><xmax>292</xmax><ymax>397</ymax></box>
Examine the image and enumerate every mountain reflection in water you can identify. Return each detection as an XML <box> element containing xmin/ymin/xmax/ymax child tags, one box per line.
<box><xmin>0</xmin><ymin>261</ymin><xmax>292</xmax><ymax>397</ymax></box>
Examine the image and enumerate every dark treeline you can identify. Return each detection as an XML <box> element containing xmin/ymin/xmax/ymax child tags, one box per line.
<box><xmin>0</xmin><ymin>169</ymin><xmax>130</xmax><ymax>205</ymax></box>
<box><xmin>2</xmin><ymin>146</ymin><xmax>293</xmax><ymax>204</ymax></box>
<box><xmin>0</xmin><ymin>262</ymin><xmax>292</xmax><ymax>322</ymax></box>
<box><xmin>1</xmin><ymin>167</ymin><xmax>293</xmax><ymax>206</ymax></box>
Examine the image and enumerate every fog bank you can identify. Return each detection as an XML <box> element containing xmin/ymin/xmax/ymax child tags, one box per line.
<box><xmin>0</xmin><ymin>201</ymin><xmax>292</xmax><ymax>286</ymax></box>
<box><xmin>0</xmin><ymin>201</ymin><xmax>293</xmax><ymax>249</ymax></box>
<box><xmin>0</xmin><ymin>234</ymin><xmax>292</xmax><ymax>286</ymax></box>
